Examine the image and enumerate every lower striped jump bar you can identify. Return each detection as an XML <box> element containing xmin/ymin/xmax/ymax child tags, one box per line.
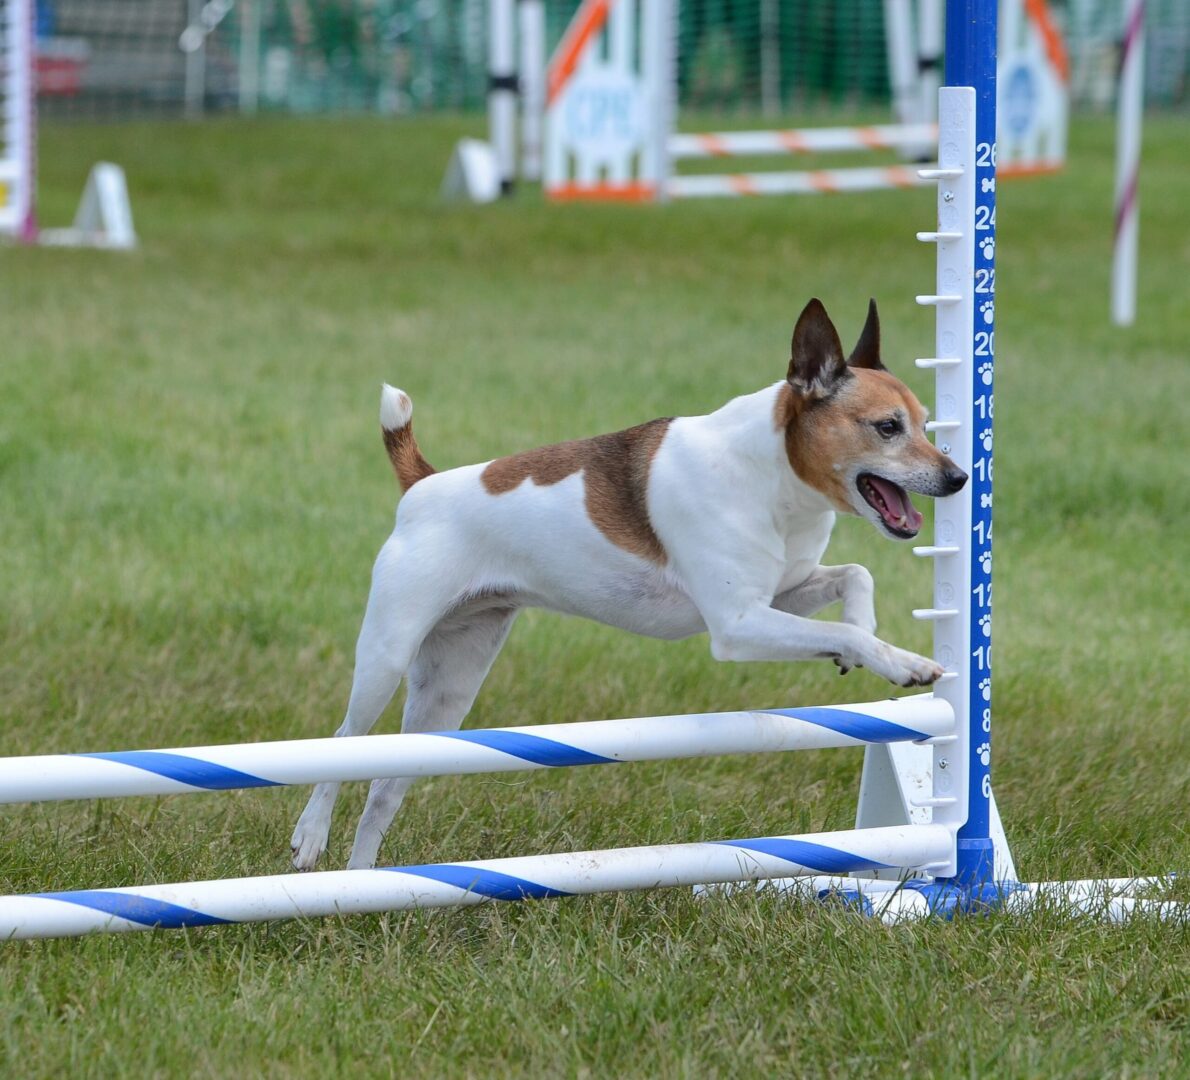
<box><xmin>0</xmin><ymin>695</ymin><xmax>951</xmax><ymax>805</ymax></box>
<box><xmin>0</xmin><ymin>825</ymin><xmax>952</xmax><ymax>940</ymax></box>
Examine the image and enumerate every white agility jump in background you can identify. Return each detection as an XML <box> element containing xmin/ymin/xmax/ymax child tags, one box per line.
<box><xmin>0</xmin><ymin>0</ymin><xmax>135</xmax><ymax>248</ymax></box>
<box><xmin>536</xmin><ymin>0</ymin><xmax>1068</xmax><ymax>202</ymax></box>
<box><xmin>1</xmin><ymin>0</ymin><xmax>1178</xmax><ymax>940</ymax></box>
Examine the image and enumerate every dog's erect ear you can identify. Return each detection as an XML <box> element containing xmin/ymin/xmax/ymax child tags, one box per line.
<box><xmin>788</xmin><ymin>299</ymin><xmax>850</xmax><ymax>398</ymax></box>
<box><xmin>847</xmin><ymin>298</ymin><xmax>886</xmax><ymax>371</ymax></box>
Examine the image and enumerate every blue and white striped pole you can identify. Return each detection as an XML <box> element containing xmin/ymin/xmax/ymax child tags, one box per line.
<box><xmin>0</xmin><ymin>697</ymin><xmax>952</xmax><ymax>805</ymax></box>
<box><xmin>0</xmin><ymin>824</ymin><xmax>955</xmax><ymax>940</ymax></box>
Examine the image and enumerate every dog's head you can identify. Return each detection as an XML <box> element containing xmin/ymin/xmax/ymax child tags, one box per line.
<box><xmin>776</xmin><ymin>298</ymin><xmax>967</xmax><ymax>540</ymax></box>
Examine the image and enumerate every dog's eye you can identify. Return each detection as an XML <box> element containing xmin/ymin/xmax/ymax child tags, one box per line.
<box><xmin>874</xmin><ymin>418</ymin><xmax>903</xmax><ymax>438</ymax></box>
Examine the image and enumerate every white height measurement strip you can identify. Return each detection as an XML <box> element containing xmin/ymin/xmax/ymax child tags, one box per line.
<box><xmin>921</xmin><ymin>86</ymin><xmax>977</xmax><ymax>877</ymax></box>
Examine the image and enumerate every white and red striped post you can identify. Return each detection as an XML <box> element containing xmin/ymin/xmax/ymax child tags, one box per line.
<box><xmin>1111</xmin><ymin>0</ymin><xmax>1145</xmax><ymax>327</ymax></box>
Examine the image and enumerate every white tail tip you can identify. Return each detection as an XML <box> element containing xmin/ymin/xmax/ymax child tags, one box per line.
<box><xmin>380</xmin><ymin>384</ymin><xmax>413</xmax><ymax>431</ymax></box>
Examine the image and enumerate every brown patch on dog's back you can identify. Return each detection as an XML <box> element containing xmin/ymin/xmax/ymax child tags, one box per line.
<box><xmin>482</xmin><ymin>418</ymin><xmax>673</xmax><ymax>562</ymax></box>
<box><xmin>777</xmin><ymin>370</ymin><xmax>928</xmax><ymax>510</ymax></box>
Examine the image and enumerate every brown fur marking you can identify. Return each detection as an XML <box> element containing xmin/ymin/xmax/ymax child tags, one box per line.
<box><xmin>383</xmin><ymin>422</ymin><xmax>436</xmax><ymax>492</ymax></box>
<box><xmin>481</xmin><ymin>418</ymin><xmax>673</xmax><ymax>563</ymax></box>
<box><xmin>777</xmin><ymin>370</ymin><xmax>933</xmax><ymax>510</ymax></box>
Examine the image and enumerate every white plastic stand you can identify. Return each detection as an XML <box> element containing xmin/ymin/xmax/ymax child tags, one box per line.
<box><xmin>441</xmin><ymin>139</ymin><xmax>503</xmax><ymax>204</ymax></box>
<box><xmin>39</xmin><ymin>163</ymin><xmax>137</xmax><ymax>250</ymax></box>
<box><xmin>855</xmin><ymin>741</ymin><xmax>1017</xmax><ymax>882</ymax></box>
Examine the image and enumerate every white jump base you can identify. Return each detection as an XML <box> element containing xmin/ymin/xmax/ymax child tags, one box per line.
<box><xmin>751</xmin><ymin>875</ymin><xmax>1185</xmax><ymax>924</ymax></box>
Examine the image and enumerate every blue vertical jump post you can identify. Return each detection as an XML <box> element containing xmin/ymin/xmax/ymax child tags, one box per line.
<box><xmin>945</xmin><ymin>0</ymin><xmax>997</xmax><ymax>890</ymax></box>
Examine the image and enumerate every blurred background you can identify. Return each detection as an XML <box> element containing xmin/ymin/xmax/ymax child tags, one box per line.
<box><xmin>31</xmin><ymin>0</ymin><xmax>1189</xmax><ymax>121</ymax></box>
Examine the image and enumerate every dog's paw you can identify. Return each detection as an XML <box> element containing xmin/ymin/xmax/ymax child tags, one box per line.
<box><xmin>872</xmin><ymin>645</ymin><xmax>944</xmax><ymax>688</ymax></box>
<box><xmin>290</xmin><ymin>824</ymin><xmax>329</xmax><ymax>872</ymax></box>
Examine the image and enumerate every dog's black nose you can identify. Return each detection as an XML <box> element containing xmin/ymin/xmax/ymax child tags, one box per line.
<box><xmin>943</xmin><ymin>467</ymin><xmax>968</xmax><ymax>494</ymax></box>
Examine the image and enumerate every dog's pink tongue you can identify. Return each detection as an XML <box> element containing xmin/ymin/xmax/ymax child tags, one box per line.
<box><xmin>869</xmin><ymin>476</ymin><xmax>924</xmax><ymax>531</ymax></box>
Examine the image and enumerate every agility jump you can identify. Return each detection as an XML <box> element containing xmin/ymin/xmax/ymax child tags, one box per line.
<box><xmin>0</xmin><ymin>0</ymin><xmax>1178</xmax><ymax>940</ymax></box>
<box><xmin>540</xmin><ymin>0</ymin><xmax>1067</xmax><ymax>201</ymax></box>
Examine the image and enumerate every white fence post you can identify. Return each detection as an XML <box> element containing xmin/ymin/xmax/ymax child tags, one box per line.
<box><xmin>1111</xmin><ymin>0</ymin><xmax>1145</xmax><ymax>327</ymax></box>
<box><xmin>518</xmin><ymin>0</ymin><xmax>546</xmax><ymax>181</ymax></box>
<box><xmin>489</xmin><ymin>0</ymin><xmax>518</xmax><ymax>193</ymax></box>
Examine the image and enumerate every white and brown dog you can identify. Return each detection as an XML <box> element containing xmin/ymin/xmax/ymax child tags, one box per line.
<box><xmin>291</xmin><ymin>298</ymin><xmax>967</xmax><ymax>870</ymax></box>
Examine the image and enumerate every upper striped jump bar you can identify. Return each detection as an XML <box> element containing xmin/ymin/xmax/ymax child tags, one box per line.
<box><xmin>669</xmin><ymin>122</ymin><xmax>939</xmax><ymax>160</ymax></box>
<box><xmin>0</xmin><ymin>696</ymin><xmax>951</xmax><ymax>805</ymax></box>
<box><xmin>667</xmin><ymin>165</ymin><xmax>934</xmax><ymax>200</ymax></box>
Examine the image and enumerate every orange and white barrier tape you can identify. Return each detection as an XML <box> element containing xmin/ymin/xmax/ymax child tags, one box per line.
<box><xmin>669</xmin><ymin>123</ymin><xmax>939</xmax><ymax>161</ymax></box>
<box><xmin>667</xmin><ymin>165</ymin><xmax>931</xmax><ymax>199</ymax></box>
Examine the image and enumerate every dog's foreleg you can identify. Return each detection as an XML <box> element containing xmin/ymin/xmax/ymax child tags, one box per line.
<box><xmin>346</xmin><ymin>607</ymin><xmax>518</xmax><ymax>870</ymax></box>
<box><xmin>773</xmin><ymin>565</ymin><xmax>877</xmax><ymax>675</ymax></box>
<box><xmin>773</xmin><ymin>564</ymin><xmax>877</xmax><ymax>633</ymax></box>
<box><xmin>708</xmin><ymin>604</ymin><xmax>941</xmax><ymax>687</ymax></box>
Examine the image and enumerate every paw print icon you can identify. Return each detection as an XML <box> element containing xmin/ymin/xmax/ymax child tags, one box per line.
<box><xmin>980</xmin><ymin>428</ymin><xmax>993</xmax><ymax>452</ymax></box>
<box><xmin>977</xmin><ymin>742</ymin><xmax>991</xmax><ymax>766</ymax></box>
<box><xmin>978</xmin><ymin>362</ymin><xmax>993</xmax><ymax>386</ymax></box>
<box><xmin>978</xmin><ymin>677</ymin><xmax>991</xmax><ymax>702</ymax></box>
<box><xmin>979</xmin><ymin>550</ymin><xmax>992</xmax><ymax>575</ymax></box>
<box><xmin>979</xmin><ymin>613</ymin><xmax>991</xmax><ymax>638</ymax></box>
<box><xmin>979</xmin><ymin>235</ymin><xmax>995</xmax><ymax>260</ymax></box>
<box><xmin>980</xmin><ymin>300</ymin><xmax>994</xmax><ymax>325</ymax></box>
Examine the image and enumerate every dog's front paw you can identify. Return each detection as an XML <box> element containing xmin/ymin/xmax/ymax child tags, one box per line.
<box><xmin>871</xmin><ymin>645</ymin><xmax>944</xmax><ymax>688</ymax></box>
<box><xmin>290</xmin><ymin>822</ymin><xmax>329</xmax><ymax>872</ymax></box>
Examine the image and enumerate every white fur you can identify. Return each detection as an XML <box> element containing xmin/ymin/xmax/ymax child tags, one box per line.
<box><xmin>291</xmin><ymin>380</ymin><xmax>945</xmax><ymax>871</ymax></box>
<box><xmin>379</xmin><ymin>384</ymin><xmax>412</xmax><ymax>431</ymax></box>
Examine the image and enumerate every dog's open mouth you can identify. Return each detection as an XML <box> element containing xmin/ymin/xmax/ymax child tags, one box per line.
<box><xmin>858</xmin><ymin>473</ymin><xmax>924</xmax><ymax>538</ymax></box>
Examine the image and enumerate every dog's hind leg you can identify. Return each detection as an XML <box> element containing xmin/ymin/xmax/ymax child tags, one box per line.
<box><xmin>290</xmin><ymin>542</ymin><xmax>457</xmax><ymax>871</ymax></box>
<box><xmin>346</xmin><ymin>605</ymin><xmax>518</xmax><ymax>870</ymax></box>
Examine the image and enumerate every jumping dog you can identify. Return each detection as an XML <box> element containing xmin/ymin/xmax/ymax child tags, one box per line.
<box><xmin>290</xmin><ymin>298</ymin><xmax>967</xmax><ymax>871</ymax></box>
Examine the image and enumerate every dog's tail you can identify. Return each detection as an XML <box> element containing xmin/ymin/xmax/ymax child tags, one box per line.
<box><xmin>380</xmin><ymin>384</ymin><xmax>436</xmax><ymax>492</ymax></box>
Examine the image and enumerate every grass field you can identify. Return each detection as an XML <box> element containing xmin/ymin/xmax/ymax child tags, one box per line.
<box><xmin>1</xmin><ymin>112</ymin><xmax>1187</xmax><ymax>1077</ymax></box>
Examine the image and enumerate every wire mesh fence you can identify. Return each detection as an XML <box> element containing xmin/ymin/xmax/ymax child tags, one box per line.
<box><xmin>30</xmin><ymin>0</ymin><xmax>1190</xmax><ymax>120</ymax></box>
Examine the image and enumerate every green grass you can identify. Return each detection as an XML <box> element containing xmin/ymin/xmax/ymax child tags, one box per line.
<box><xmin>1</xmin><ymin>112</ymin><xmax>1187</xmax><ymax>1077</ymax></box>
